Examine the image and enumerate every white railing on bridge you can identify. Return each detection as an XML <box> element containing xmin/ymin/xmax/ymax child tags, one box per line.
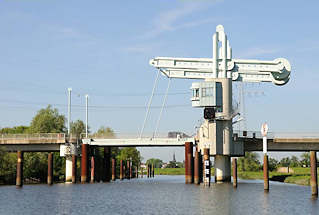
<box><xmin>81</xmin><ymin>132</ymin><xmax>192</xmax><ymax>140</ymax></box>
<box><xmin>233</xmin><ymin>130</ymin><xmax>319</xmax><ymax>139</ymax></box>
<box><xmin>0</xmin><ymin>133</ymin><xmax>66</xmax><ymax>140</ymax></box>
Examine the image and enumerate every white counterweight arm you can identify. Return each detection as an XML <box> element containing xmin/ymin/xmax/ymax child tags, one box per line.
<box><xmin>149</xmin><ymin>57</ymin><xmax>291</xmax><ymax>85</ymax></box>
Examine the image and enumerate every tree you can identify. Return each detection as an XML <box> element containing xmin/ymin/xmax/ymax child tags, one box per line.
<box><xmin>290</xmin><ymin>155</ymin><xmax>300</xmax><ymax>167</ymax></box>
<box><xmin>279</xmin><ymin>157</ymin><xmax>291</xmax><ymax>167</ymax></box>
<box><xmin>70</xmin><ymin>120</ymin><xmax>86</xmax><ymax>138</ymax></box>
<box><xmin>0</xmin><ymin>126</ymin><xmax>29</xmax><ymax>134</ymax></box>
<box><xmin>29</xmin><ymin>105</ymin><xmax>65</xmax><ymax>133</ymax></box>
<box><xmin>117</xmin><ymin>147</ymin><xmax>142</xmax><ymax>166</ymax></box>
<box><xmin>94</xmin><ymin>126</ymin><xmax>115</xmax><ymax>138</ymax></box>
<box><xmin>268</xmin><ymin>157</ymin><xmax>279</xmax><ymax>171</ymax></box>
<box><xmin>238</xmin><ymin>152</ymin><xmax>261</xmax><ymax>171</ymax></box>
<box><xmin>301</xmin><ymin>152</ymin><xmax>310</xmax><ymax>167</ymax></box>
<box><xmin>146</xmin><ymin>158</ymin><xmax>163</xmax><ymax>168</ymax></box>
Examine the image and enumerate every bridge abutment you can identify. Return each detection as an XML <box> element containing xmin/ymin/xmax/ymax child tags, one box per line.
<box><xmin>215</xmin><ymin>155</ymin><xmax>231</xmax><ymax>182</ymax></box>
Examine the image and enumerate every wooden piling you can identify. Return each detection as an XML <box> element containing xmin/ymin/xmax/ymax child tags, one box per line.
<box><xmin>90</xmin><ymin>156</ymin><xmax>95</xmax><ymax>183</ymax></box>
<box><xmin>81</xmin><ymin>144</ymin><xmax>88</xmax><ymax>183</ymax></box>
<box><xmin>72</xmin><ymin>155</ymin><xmax>77</xmax><ymax>183</ymax></box>
<box><xmin>232</xmin><ymin>158</ymin><xmax>237</xmax><ymax>188</ymax></box>
<box><xmin>16</xmin><ymin>151</ymin><xmax>23</xmax><ymax>187</ymax></box>
<box><xmin>127</xmin><ymin>160</ymin><xmax>131</xmax><ymax>179</ymax></box>
<box><xmin>310</xmin><ymin>151</ymin><xmax>318</xmax><ymax>197</ymax></box>
<box><xmin>185</xmin><ymin>142</ymin><xmax>193</xmax><ymax>184</ymax></box>
<box><xmin>112</xmin><ymin>158</ymin><xmax>116</xmax><ymax>181</ymax></box>
<box><xmin>263</xmin><ymin>154</ymin><xmax>269</xmax><ymax>191</ymax></box>
<box><xmin>194</xmin><ymin>149</ymin><xmax>200</xmax><ymax>185</ymax></box>
<box><xmin>47</xmin><ymin>153</ymin><xmax>53</xmax><ymax>185</ymax></box>
<box><xmin>130</xmin><ymin>162</ymin><xmax>132</xmax><ymax>179</ymax></box>
<box><xmin>120</xmin><ymin>160</ymin><xmax>124</xmax><ymax>180</ymax></box>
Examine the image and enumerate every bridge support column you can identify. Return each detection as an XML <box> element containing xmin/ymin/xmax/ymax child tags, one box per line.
<box><xmin>147</xmin><ymin>165</ymin><xmax>150</xmax><ymax>178</ymax></box>
<box><xmin>72</xmin><ymin>155</ymin><xmax>77</xmax><ymax>183</ymax></box>
<box><xmin>135</xmin><ymin>166</ymin><xmax>138</xmax><ymax>178</ymax></box>
<box><xmin>47</xmin><ymin>153</ymin><xmax>53</xmax><ymax>185</ymax></box>
<box><xmin>215</xmin><ymin>155</ymin><xmax>231</xmax><ymax>182</ymax></box>
<box><xmin>112</xmin><ymin>158</ymin><xmax>116</xmax><ymax>181</ymax></box>
<box><xmin>16</xmin><ymin>151</ymin><xmax>23</xmax><ymax>187</ymax></box>
<box><xmin>310</xmin><ymin>151</ymin><xmax>318</xmax><ymax>197</ymax></box>
<box><xmin>103</xmin><ymin>147</ymin><xmax>111</xmax><ymax>182</ymax></box>
<box><xmin>232</xmin><ymin>158</ymin><xmax>237</xmax><ymax>188</ymax></box>
<box><xmin>90</xmin><ymin>156</ymin><xmax>95</xmax><ymax>183</ymax></box>
<box><xmin>141</xmin><ymin>167</ymin><xmax>143</xmax><ymax>178</ymax></box>
<box><xmin>152</xmin><ymin>163</ymin><xmax>155</xmax><ymax>178</ymax></box>
<box><xmin>185</xmin><ymin>142</ymin><xmax>193</xmax><ymax>184</ymax></box>
<box><xmin>127</xmin><ymin>160</ymin><xmax>130</xmax><ymax>179</ymax></box>
<box><xmin>81</xmin><ymin>144</ymin><xmax>89</xmax><ymax>183</ymax></box>
<box><xmin>65</xmin><ymin>156</ymin><xmax>72</xmax><ymax>182</ymax></box>
<box><xmin>203</xmin><ymin>148</ymin><xmax>210</xmax><ymax>186</ymax></box>
<box><xmin>129</xmin><ymin>161</ymin><xmax>132</xmax><ymax>179</ymax></box>
<box><xmin>120</xmin><ymin>160</ymin><xmax>124</xmax><ymax>180</ymax></box>
<box><xmin>194</xmin><ymin>149</ymin><xmax>200</xmax><ymax>185</ymax></box>
<box><xmin>263</xmin><ymin>154</ymin><xmax>269</xmax><ymax>191</ymax></box>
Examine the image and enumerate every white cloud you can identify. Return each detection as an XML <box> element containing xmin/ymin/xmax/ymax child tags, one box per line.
<box><xmin>140</xmin><ymin>1</ymin><xmax>222</xmax><ymax>39</ymax></box>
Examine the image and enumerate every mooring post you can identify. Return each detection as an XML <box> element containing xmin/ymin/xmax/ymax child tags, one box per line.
<box><xmin>90</xmin><ymin>154</ymin><xmax>95</xmax><ymax>183</ymax></box>
<box><xmin>263</xmin><ymin>154</ymin><xmax>269</xmax><ymax>191</ymax></box>
<box><xmin>310</xmin><ymin>151</ymin><xmax>318</xmax><ymax>197</ymax></box>
<box><xmin>194</xmin><ymin>149</ymin><xmax>200</xmax><ymax>185</ymax></box>
<box><xmin>152</xmin><ymin>163</ymin><xmax>155</xmax><ymax>178</ymax></box>
<box><xmin>81</xmin><ymin>143</ymin><xmax>88</xmax><ymax>183</ymax></box>
<box><xmin>120</xmin><ymin>160</ymin><xmax>124</xmax><ymax>180</ymax></box>
<box><xmin>112</xmin><ymin>158</ymin><xmax>116</xmax><ymax>181</ymax></box>
<box><xmin>16</xmin><ymin>151</ymin><xmax>23</xmax><ymax>187</ymax></box>
<box><xmin>185</xmin><ymin>142</ymin><xmax>193</xmax><ymax>184</ymax></box>
<box><xmin>129</xmin><ymin>161</ymin><xmax>133</xmax><ymax>179</ymax></box>
<box><xmin>72</xmin><ymin>155</ymin><xmax>77</xmax><ymax>183</ymax></box>
<box><xmin>232</xmin><ymin>158</ymin><xmax>237</xmax><ymax>188</ymax></box>
<box><xmin>203</xmin><ymin>148</ymin><xmax>210</xmax><ymax>186</ymax></box>
<box><xmin>103</xmin><ymin>147</ymin><xmax>111</xmax><ymax>182</ymax></box>
<box><xmin>47</xmin><ymin>153</ymin><xmax>53</xmax><ymax>185</ymax></box>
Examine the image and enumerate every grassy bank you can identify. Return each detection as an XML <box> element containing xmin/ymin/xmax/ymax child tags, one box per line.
<box><xmin>154</xmin><ymin>167</ymin><xmax>319</xmax><ymax>186</ymax></box>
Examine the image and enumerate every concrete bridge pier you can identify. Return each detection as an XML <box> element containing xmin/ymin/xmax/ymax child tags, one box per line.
<box><xmin>185</xmin><ymin>142</ymin><xmax>194</xmax><ymax>184</ymax></box>
<box><xmin>215</xmin><ymin>155</ymin><xmax>231</xmax><ymax>182</ymax></box>
<box><xmin>16</xmin><ymin>151</ymin><xmax>23</xmax><ymax>187</ymax></box>
<box><xmin>72</xmin><ymin>155</ymin><xmax>77</xmax><ymax>183</ymax></box>
<box><xmin>47</xmin><ymin>153</ymin><xmax>53</xmax><ymax>185</ymax></box>
<box><xmin>112</xmin><ymin>158</ymin><xmax>116</xmax><ymax>181</ymax></box>
<box><xmin>310</xmin><ymin>151</ymin><xmax>318</xmax><ymax>197</ymax></box>
<box><xmin>65</xmin><ymin>156</ymin><xmax>72</xmax><ymax>182</ymax></box>
<box><xmin>81</xmin><ymin>143</ymin><xmax>89</xmax><ymax>183</ymax></box>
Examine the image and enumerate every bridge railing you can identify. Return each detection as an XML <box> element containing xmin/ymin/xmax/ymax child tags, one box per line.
<box><xmin>81</xmin><ymin>132</ymin><xmax>193</xmax><ymax>139</ymax></box>
<box><xmin>233</xmin><ymin>130</ymin><xmax>319</xmax><ymax>139</ymax></box>
<box><xmin>0</xmin><ymin>133</ymin><xmax>66</xmax><ymax>140</ymax></box>
<box><xmin>233</xmin><ymin>130</ymin><xmax>274</xmax><ymax>139</ymax></box>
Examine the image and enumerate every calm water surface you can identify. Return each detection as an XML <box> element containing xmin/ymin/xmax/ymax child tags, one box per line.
<box><xmin>0</xmin><ymin>176</ymin><xmax>318</xmax><ymax>215</ymax></box>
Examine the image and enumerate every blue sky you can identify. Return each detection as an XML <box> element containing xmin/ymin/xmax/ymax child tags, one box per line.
<box><xmin>1</xmin><ymin>0</ymin><xmax>319</xmax><ymax>162</ymax></box>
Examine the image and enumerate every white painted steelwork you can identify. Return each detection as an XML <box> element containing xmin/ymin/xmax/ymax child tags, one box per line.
<box><xmin>82</xmin><ymin>137</ymin><xmax>195</xmax><ymax>147</ymax></box>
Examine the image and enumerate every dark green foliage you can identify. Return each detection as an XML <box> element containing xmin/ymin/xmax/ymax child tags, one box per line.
<box><xmin>238</xmin><ymin>152</ymin><xmax>261</xmax><ymax>171</ymax></box>
<box><xmin>70</xmin><ymin>120</ymin><xmax>86</xmax><ymax>138</ymax></box>
<box><xmin>146</xmin><ymin>158</ymin><xmax>163</xmax><ymax>168</ymax></box>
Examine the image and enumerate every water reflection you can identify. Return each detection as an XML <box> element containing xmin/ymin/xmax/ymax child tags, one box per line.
<box><xmin>0</xmin><ymin>176</ymin><xmax>318</xmax><ymax>215</ymax></box>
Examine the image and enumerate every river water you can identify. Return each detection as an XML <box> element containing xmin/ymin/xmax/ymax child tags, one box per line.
<box><xmin>0</xmin><ymin>176</ymin><xmax>318</xmax><ymax>215</ymax></box>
